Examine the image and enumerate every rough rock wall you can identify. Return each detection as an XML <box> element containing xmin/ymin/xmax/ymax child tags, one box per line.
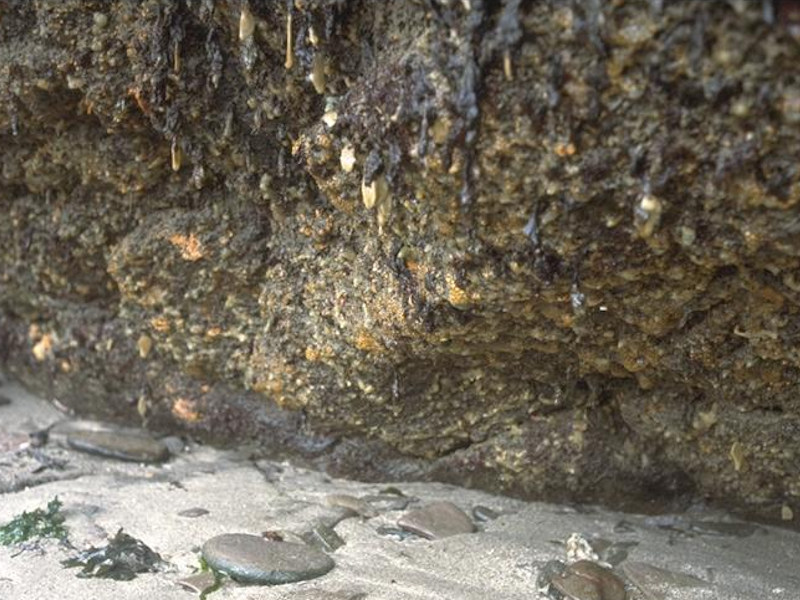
<box><xmin>1</xmin><ymin>0</ymin><xmax>799</xmax><ymax>522</ymax></box>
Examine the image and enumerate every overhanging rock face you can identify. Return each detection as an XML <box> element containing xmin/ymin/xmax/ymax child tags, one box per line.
<box><xmin>1</xmin><ymin>1</ymin><xmax>799</xmax><ymax>521</ymax></box>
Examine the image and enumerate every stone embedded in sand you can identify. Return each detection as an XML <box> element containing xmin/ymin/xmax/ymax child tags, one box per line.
<box><xmin>48</xmin><ymin>420</ymin><xmax>171</xmax><ymax>463</ymax></box>
<box><xmin>202</xmin><ymin>533</ymin><xmax>334</xmax><ymax>585</ymax></box>
<box><xmin>58</xmin><ymin>425</ymin><xmax>170</xmax><ymax>463</ymax></box>
<box><xmin>177</xmin><ymin>571</ymin><xmax>217</xmax><ymax>594</ymax></box>
<box><xmin>177</xmin><ymin>507</ymin><xmax>209</xmax><ymax>518</ymax></box>
<box><xmin>551</xmin><ymin>560</ymin><xmax>627</xmax><ymax>600</ymax></box>
<box><xmin>397</xmin><ymin>501</ymin><xmax>475</xmax><ymax>539</ymax></box>
<box><xmin>325</xmin><ymin>494</ymin><xmax>376</xmax><ymax>518</ymax></box>
<box><xmin>472</xmin><ymin>505</ymin><xmax>500</xmax><ymax>522</ymax></box>
<box><xmin>301</xmin><ymin>523</ymin><xmax>345</xmax><ymax>553</ymax></box>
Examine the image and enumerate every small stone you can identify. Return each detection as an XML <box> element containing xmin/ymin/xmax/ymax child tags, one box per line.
<box><xmin>325</xmin><ymin>494</ymin><xmax>376</xmax><ymax>518</ymax></box>
<box><xmin>66</xmin><ymin>430</ymin><xmax>170</xmax><ymax>463</ymax></box>
<box><xmin>161</xmin><ymin>435</ymin><xmax>185</xmax><ymax>455</ymax></box>
<box><xmin>613</xmin><ymin>520</ymin><xmax>636</xmax><ymax>534</ymax></box>
<box><xmin>552</xmin><ymin>571</ymin><xmax>602</xmax><ymax>600</ymax></box>
<box><xmin>178</xmin><ymin>507</ymin><xmax>209</xmax><ymax>518</ymax></box>
<box><xmin>375</xmin><ymin>525</ymin><xmax>417</xmax><ymax>541</ymax></box>
<box><xmin>536</xmin><ymin>559</ymin><xmax>567</xmax><ymax>594</ymax></box>
<box><xmin>48</xmin><ymin>420</ymin><xmax>170</xmax><ymax>463</ymax></box>
<box><xmin>363</xmin><ymin>492</ymin><xmax>418</xmax><ymax>512</ymax></box>
<box><xmin>397</xmin><ymin>501</ymin><xmax>475</xmax><ymax>540</ymax></box>
<box><xmin>313</xmin><ymin>506</ymin><xmax>360</xmax><ymax>530</ymax></box>
<box><xmin>781</xmin><ymin>504</ymin><xmax>794</xmax><ymax>521</ymax></box>
<box><xmin>177</xmin><ymin>571</ymin><xmax>217</xmax><ymax>594</ymax></box>
<box><xmin>472</xmin><ymin>505</ymin><xmax>500</xmax><ymax>522</ymax></box>
<box><xmin>551</xmin><ymin>560</ymin><xmax>626</xmax><ymax>600</ymax></box>
<box><xmin>202</xmin><ymin>533</ymin><xmax>334</xmax><ymax>585</ymax></box>
<box><xmin>301</xmin><ymin>523</ymin><xmax>345</xmax><ymax>553</ymax></box>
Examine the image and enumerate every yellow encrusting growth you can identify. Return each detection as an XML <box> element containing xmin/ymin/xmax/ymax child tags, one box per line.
<box><xmin>168</xmin><ymin>233</ymin><xmax>204</xmax><ymax>261</ymax></box>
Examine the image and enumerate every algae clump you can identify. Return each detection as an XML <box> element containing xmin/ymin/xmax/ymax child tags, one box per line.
<box><xmin>0</xmin><ymin>497</ymin><xmax>68</xmax><ymax>546</ymax></box>
<box><xmin>62</xmin><ymin>528</ymin><xmax>164</xmax><ymax>581</ymax></box>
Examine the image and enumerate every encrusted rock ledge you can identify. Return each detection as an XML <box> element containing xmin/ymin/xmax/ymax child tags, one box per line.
<box><xmin>1</xmin><ymin>1</ymin><xmax>799</xmax><ymax>522</ymax></box>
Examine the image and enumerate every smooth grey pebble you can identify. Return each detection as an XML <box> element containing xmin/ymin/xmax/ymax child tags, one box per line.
<box><xmin>472</xmin><ymin>505</ymin><xmax>500</xmax><ymax>522</ymax></box>
<box><xmin>178</xmin><ymin>507</ymin><xmax>210</xmax><ymax>518</ymax></box>
<box><xmin>202</xmin><ymin>533</ymin><xmax>334</xmax><ymax>585</ymax></box>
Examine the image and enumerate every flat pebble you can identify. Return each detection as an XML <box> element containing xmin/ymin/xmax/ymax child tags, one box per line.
<box><xmin>363</xmin><ymin>494</ymin><xmax>418</xmax><ymax>512</ymax></box>
<box><xmin>177</xmin><ymin>571</ymin><xmax>217</xmax><ymax>594</ymax></box>
<box><xmin>67</xmin><ymin>430</ymin><xmax>170</xmax><ymax>463</ymax></box>
<box><xmin>397</xmin><ymin>501</ymin><xmax>475</xmax><ymax>539</ymax></box>
<box><xmin>302</xmin><ymin>523</ymin><xmax>345</xmax><ymax>553</ymax></box>
<box><xmin>325</xmin><ymin>494</ymin><xmax>376</xmax><ymax>518</ymax></box>
<box><xmin>49</xmin><ymin>420</ymin><xmax>169</xmax><ymax>463</ymax></box>
<box><xmin>375</xmin><ymin>525</ymin><xmax>417</xmax><ymax>541</ymax></box>
<box><xmin>178</xmin><ymin>507</ymin><xmax>210</xmax><ymax>518</ymax></box>
<box><xmin>202</xmin><ymin>533</ymin><xmax>334</xmax><ymax>585</ymax></box>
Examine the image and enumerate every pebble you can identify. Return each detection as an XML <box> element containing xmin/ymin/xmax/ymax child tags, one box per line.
<box><xmin>472</xmin><ymin>505</ymin><xmax>500</xmax><ymax>522</ymax></box>
<box><xmin>325</xmin><ymin>494</ymin><xmax>376</xmax><ymax>518</ymax></box>
<box><xmin>302</xmin><ymin>523</ymin><xmax>345</xmax><ymax>553</ymax></box>
<box><xmin>202</xmin><ymin>533</ymin><xmax>334</xmax><ymax>585</ymax></box>
<box><xmin>363</xmin><ymin>494</ymin><xmax>418</xmax><ymax>512</ymax></box>
<box><xmin>375</xmin><ymin>525</ymin><xmax>417</xmax><ymax>541</ymax></box>
<box><xmin>67</xmin><ymin>430</ymin><xmax>170</xmax><ymax>463</ymax></box>
<box><xmin>177</xmin><ymin>571</ymin><xmax>217</xmax><ymax>594</ymax></box>
<box><xmin>397</xmin><ymin>501</ymin><xmax>476</xmax><ymax>539</ymax></box>
<box><xmin>178</xmin><ymin>507</ymin><xmax>209</xmax><ymax>518</ymax></box>
<box><xmin>551</xmin><ymin>560</ymin><xmax>627</xmax><ymax>600</ymax></box>
<box><xmin>49</xmin><ymin>420</ymin><xmax>170</xmax><ymax>463</ymax></box>
<box><xmin>161</xmin><ymin>436</ymin><xmax>186</xmax><ymax>455</ymax></box>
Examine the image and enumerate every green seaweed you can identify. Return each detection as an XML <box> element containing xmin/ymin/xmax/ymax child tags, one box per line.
<box><xmin>0</xmin><ymin>497</ymin><xmax>68</xmax><ymax>545</ymax></box>
<box><xmin>198</xmin><ymin>556</ymin><xmax>225</xmax><ymax>600</ymax></box>
<box><xmin>62</xmin><ymin>528</ymin><xmax>163</xmax><ymax>580</ymax></box>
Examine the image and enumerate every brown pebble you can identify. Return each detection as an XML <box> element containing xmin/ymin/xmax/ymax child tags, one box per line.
<box><xmin>397</xmin><ymin>501</ymin><xmax>475</xmax><ymax>540</ymax></box>
<box><xmin>553</xmin><ymin>560</ymin><xmax>627</xmax><ymax>600</ymax></box>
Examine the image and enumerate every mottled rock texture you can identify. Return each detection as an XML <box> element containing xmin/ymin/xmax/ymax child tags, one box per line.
<box><xmin>1</xmin><ymin>0</ymin><xmax>799</xmax><ymax>522</ymax></box>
